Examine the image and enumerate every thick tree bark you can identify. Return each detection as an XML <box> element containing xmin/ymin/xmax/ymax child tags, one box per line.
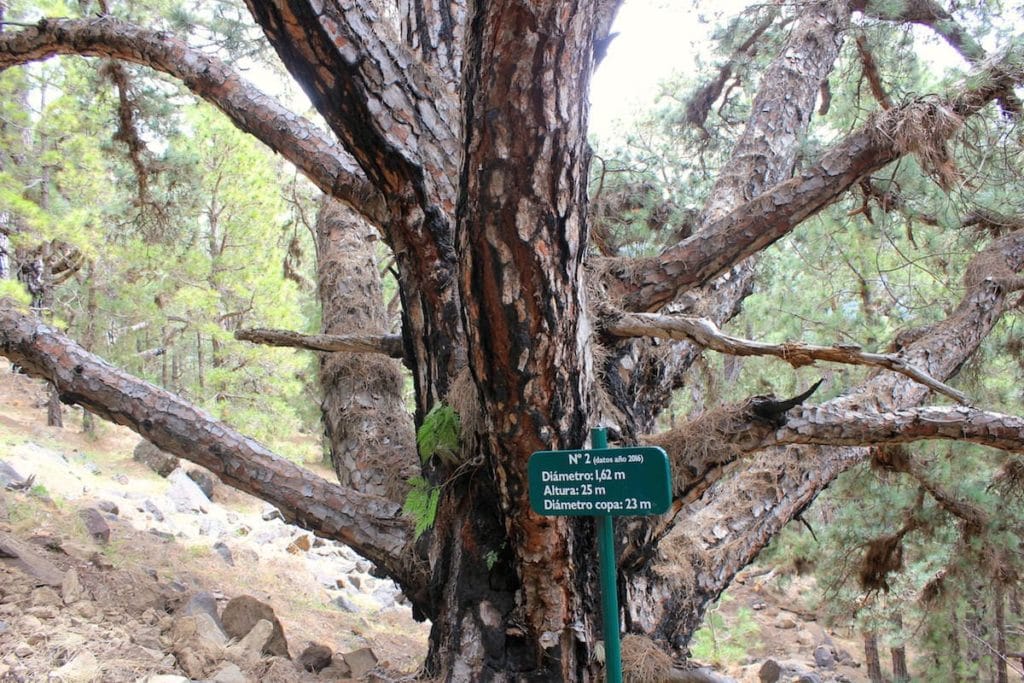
<box><xmin>891</xmin><ymin>613</ymin><xmax>910</xmax><ymax>682</ymax></box>
<box><xmin>315</xmin><ymin>198</ymin><xmax>417</xmax><ymax>502</ymax></box>
<box><xmin>865</xmin><ymin>631</ymin><xmax>884</xmax><ymax>682</ymax></box>
<box><xmin>431</xmin><ymin>1</ymin><xmax>603</xmax><ymax>677</ymax></box>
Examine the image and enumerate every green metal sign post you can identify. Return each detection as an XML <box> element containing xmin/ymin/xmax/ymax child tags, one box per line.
<box><xmin>528</xmin><ymin>428</ymin><xmax>671</xmax><ymax>682</ymax></box>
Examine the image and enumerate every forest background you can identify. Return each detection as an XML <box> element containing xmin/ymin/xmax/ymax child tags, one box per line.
<box><xmin>2</xmin><ymin>0</ymin><xmax>1024</xmax><ymax>680</ymax></box>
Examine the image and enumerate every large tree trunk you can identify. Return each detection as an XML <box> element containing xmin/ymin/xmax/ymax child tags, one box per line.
<box><xmin>995</xmin><ymin>582</ymin><xmax>1008</xmax><ymax>683</ymax></box>
<box><xmin>422</xmin><ymin>1</ymin><xmax>603</xmax><ymax>676</ymax></box>
<box><xmin>891</xmin><ymin>613</ymin><xmax>910</xmax><ymax>682</ymax></box>
<box><xmin>865</xmin><ymin>631</ymin><xmax>884</xmax><ymax>683</ymax></box>
<box><xmin>316</xmin><ymin>198</ymin><xmax>417</xmax><ymax>502</ymax></box>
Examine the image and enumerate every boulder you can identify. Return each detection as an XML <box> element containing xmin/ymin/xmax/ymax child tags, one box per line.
<box><xmin>78</xmin><ymin>508</ymin><xmax>110</xmax><ymax>544</ymax></box>
<box><xmin>30</xmin><ymin>586</ymin><xmax>62</xmax><ymax>607</ymax></box>
<box><xmin>62</xmin><ymin>568</ymin><xmax>87</xmax><ymax>605</ymax></box>
<box><xmin>133</xmin><ymin>441</ymin><xmax>179</xmax><ymax>477</ymax></box>
<box><xmin>49</xmin><ymin>649</ymin><xmax>99</xmax><ymax>683</ymax></box>
<box><xmin>212</xmin><ymin>662</ymin><xmax>249</xmax><ymax>683</ymax></box>
<box><xmin>95</xmin><ymin>500</ymin><xmax>119</xmax><ymax>516</ymax></box>
<box><xmin>170</xmin><ymin>612</ymin><xmax>229</xmax><ymax>679</ymax></box>
<box><xmin>813</xmin><ymin>644</ymin><xmax>835</xmax><ymax>669</ymax></box>
<box><xmin>298</xmin><ymin>643</ymin><xmax>333</xmax><ymax>673</ymax></box>
<box><xmin>0</xmin><ymin>461</ymin><xmax>26</xmax><ymax>488</ymax></box>
<box><xmin>179</xmin><ymin>591</ymin><xmax>225</xmax><ymax>634</ymax></box>
<box><xmin>759</xmin><ymin>659</ymin><xmax>781</xmax><ymax>683</ymax></box>
<box><xmin>226</xmin><ymin>618</ymin><xmax>273</xmax><ymax>663</ymax></box>
<box><xmin>187</xmin><ymin>468</ymin><xmax>217</xmax><ymax>499</ymax></box>
<box><xmin>143</xmin><ymin>499</ymin><xmax>165</xmax><ymax>522</ymax></box>
<box><xmin>167</xmin><ymin>468</ymin><xmax>210</xmax><ymax>513</ymax></box>
<box><xmin>221</xmin><ymin>595</ymin><xmax>289</xmax><ymax>658</ymax></box>
<box><xmin>213</xmin><ymin>542</ymin><xmax>234</xmax><ymax>566</ymax></box>
<box><xmin>342</xmin><ymin>647</ymin><xmax>378</xmax><ymax>679</ymax></box>
<box><xmin>260</xmin><ymin>506</ymin><xmax>283</xmax><ymax>522</ymax></box>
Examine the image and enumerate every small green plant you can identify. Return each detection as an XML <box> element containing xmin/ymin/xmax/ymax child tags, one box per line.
<box><xmin>186</xmin><ymin>544</ymin><xmax>212</xmax><ymax>559</ymax></box>
<box><xmin>485</xmin><ymin>549</ymin><xmax>500</xmax><ymax>570</ymax></box>
<box><xmin>0</xmin><ymin>280</ymin><xmax>32</xmax><ymax>306</ymax></box>
<box><xmin>417</xmin><ymin>404</ymin><xmax>460</xmax><ymax>465</ymax></box>
<box><xmin>402</xmin><ymin>476</ymin><xmax>441</xmax><ymax>539</ymax></box>
<box><xmin>6</xmin><ymin>500</ymin><xmax>37</xmax><ymax>531</ymax></box>
<box><xmin>690</xmin><ymin>597</ymin><xmax>761</xmax><ymax>667</ymax></box>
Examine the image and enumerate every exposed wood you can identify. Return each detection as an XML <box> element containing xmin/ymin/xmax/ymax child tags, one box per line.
<box><xmin>235</xmin><ymin>328</ymin><xmax>403</xmax><ymax>358</ymax></box>
<box><xmin>605</xmin><ymin>311</ymin><xmax>968</xmax><ymax>403</ymax></box>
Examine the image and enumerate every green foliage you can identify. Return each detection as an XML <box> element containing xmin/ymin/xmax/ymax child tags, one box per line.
<box><xmin>690</xmin><ymin>597</ymin><xmax>761</xmax><ymax>667</ymax></box>
<box><xmin>416</xmin><ymin>404</ymin><xmax>461</xmax><ymax>465</ymax></box>
<box><xmin>485</xmin><ymin>548</ymin><xmax>500</xmax><ymax>571</ymax></box>
<box><xmin>0</xmin><ymin>280</ymin><xmax>32</xmax><ymax>305</ymax></box>
<box><xmin>402</xmin><ymin>476</ymin><xmax>440</xmax><ymax>540</ymax></box>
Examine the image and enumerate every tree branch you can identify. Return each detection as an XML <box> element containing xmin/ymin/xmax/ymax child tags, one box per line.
<box><xmin>629</xmin><ymin>228</ymin><xmax>1024</xmax><ymax>643</ymax></box>
<box><xmin>0</xmin><ymin>17</ymin><xmax>386</xmax><ymax>224</ymax></box>
<box><xmin>604</xmin><ymin>311</ymin><xmax>969</xmax><ymax>404</ymax></box>
<box><xmin>599</xmin><ymin>0</ymin><xmax>848</xmax><ymax>435</ymax></box>
<box><xmin>856</xmin><ymin>0</ymin><xmax>1022</xmax><ymax>115</ymax></box>
<box><xmin>0</xmin><ymin>298</ymin><xmax>428</xmax><ymax>606</ymax></box>
<box><xmin>243</xmin><ymin>1</ymin><xmax>460</xmax><ymax>209</ymax></box>
<box><xmin>609</xmin><ymin>46</ymin><xmax>1024</xmax><ymax>312</ymax></box>
<box><xmin>235</xmin><ymin>327</ymin><xmax>404</xmax><ymax>358</ymax></box>
<box><xmin>856</xmin><ymin>0</ymin><xmax>987</xmax><ymax>64</ymax></box>
<box><xmin>773</xmin><ymin>405</ymin><xmax>1024</xmax><ymax>454</ymax></box>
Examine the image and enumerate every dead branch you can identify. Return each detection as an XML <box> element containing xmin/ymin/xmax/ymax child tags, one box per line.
<box><xmin>856</xmin><ymin>35</ymin><xmax>893</xmax><ymax>110</ymax></box>
<box><xmin>604</xmin><ymin>311</ymin><xmax>968</xmax><ymax>403</ymax></box>
<box><xmin>684</xmin><ymin>9</ymin><xmax>781</xmax><ymax>130</ymax></box>
<box><xmin>234</xmin><ymin>327</ymin><xmax>404</xmax><ymax>358</ymax></box>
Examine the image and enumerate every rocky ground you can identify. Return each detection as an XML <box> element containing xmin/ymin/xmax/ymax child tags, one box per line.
<box><xmin>0</xmin><ymin>362</ymin><xmax>427</xmax><ymax>682</ymax></box>
<box><xmin>0</xmin><ymin>363</ymin><xmax>875</xmax><ymax>682</ymax></box>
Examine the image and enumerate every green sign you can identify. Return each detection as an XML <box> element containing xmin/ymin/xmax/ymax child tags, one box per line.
<box><xmin>528</xmin><ymin>446</ymin><xmax>671</xmax><ymax>517</ymax></box>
